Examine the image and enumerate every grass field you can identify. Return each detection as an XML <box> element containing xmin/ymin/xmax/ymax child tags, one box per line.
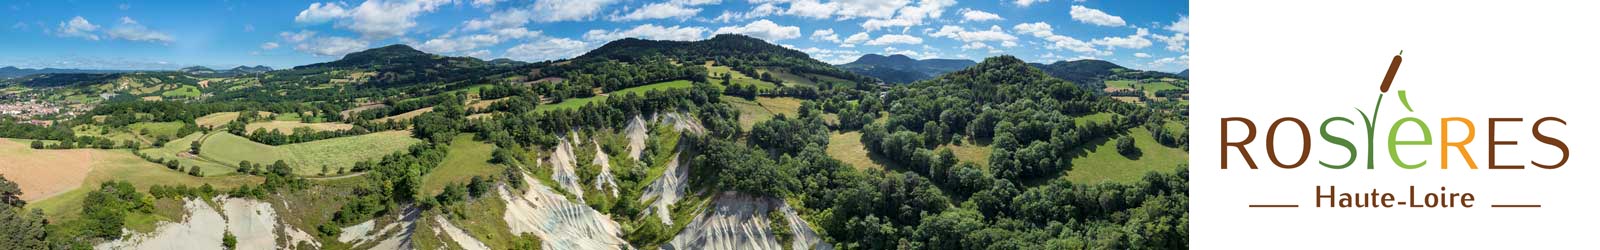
<box><xmin>704</xmin><ymin>61</ymin><xmax>778</xmax><ymax>90</ymax></box>
<box><xmin>1074</xmin><ymin>112</ymin><xmax>1119</xmax><ymax>127</ymax></box>
<box><xmin>825</xmin><ymin>131</ymin><xmax>887</xmax><ymax>170</ymax></box>
<box><xmin>245</xmin><ymin>120</ymin><xmax>354</xmax><ymax>134</ymax></box>
<box><xmin>199</xmin><ymin>131</ymin><xmax>422</xmax><ymax>175</ymax></box>
<box><xmin>1105</xmin><ymin>80</ymin><xmax>1183</xmax><ymax>98</ymax></box>
<box><xmin>721</xmin><ymin>96</ymin><xmax>804</xmax><ymax>131</ymax></box>
<box><xmin>129</xmin><ymin>121</ymin><xmax>186</xmax><ymax>138</ymax></box>
<box><xmin>1063</xmin><ymin>129</ymin><xmax>1187</xmax><ymax>184</ymax></box>
<box><xmin>422</xmin><ymin>135</ymin><xmax>503</xmax><ymax>196</ymax></box>
<box><xmin>536</xmin><ymin>80</ymin><xmax>697</xmax><ymax>112</ymax></box>
<box><xmin>138</xmin><ymin>132</ymin><xmax>237</xmax><ymax>175</ymax></box>
<box><xmin>161</xmin><ymin>85</ymin><xmax>201</xmax><ymax>98</ymax></box>
<box><xmin>938</xmin><ymin>140</ymin><xmax>993</xmax><ymax>168</ymax></box>
<box><xmin>22</xmin><ymin>147</ymin><xmax>260</xmax><ymax>221</ymax></box>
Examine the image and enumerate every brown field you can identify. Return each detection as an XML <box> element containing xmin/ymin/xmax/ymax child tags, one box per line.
<box><xmin>339</xmin><ymin>103</ymin><xmax>388</xmax><ymax>119</ymax></box>
<box><xmin>1112</xmin><ymin>96</ymin><xmax>1142</xmax><ymax>103</ymax></box>
<box><xmin>196</xmin><ymin>111</ymin><xmax>275</xmax><ymax>128</ymax></box>
<box><xmin>468</xmin><ymin>97</ymin><xmax>505</xmax><ymax>109</ymax></box>
<box><xmin>0</xmin><ymin>139</ymin><xmax>94</xmax><ymax>201</ymax></box>
<box><xmin>376</xmin><ymin>107</ymin><xmax>434</xmax><ymax>123</ymax></box>
<box><xmin>245</xmin><ymin>121</ymin><xmax>354</xmax><ymax>134</ymax></box>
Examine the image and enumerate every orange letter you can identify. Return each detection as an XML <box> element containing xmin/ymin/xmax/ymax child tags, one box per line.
<box><xmin>1440</xmin><ymin>117</ymin><xmax>1477</xmax><ymax>169</ymax></box>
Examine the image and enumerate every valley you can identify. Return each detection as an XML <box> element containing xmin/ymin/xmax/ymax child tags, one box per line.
<box><xmin>1</xmin><ymin>34</ymin><xmax>1188</xmax><ymax>250</ymax></box>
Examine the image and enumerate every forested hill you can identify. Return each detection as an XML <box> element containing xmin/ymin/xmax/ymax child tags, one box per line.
<box><xmin>285</xmin><ymin>44</ymin><xmax>507</xmax><ymax>89</ymax></box>
<box><xmin>574</xmin><ymin>34</ymin><xmax>872</xmax><ymax>83</ymax></box>
<box><xmin>837</xmin><ymin>54</ymin><xmax>976</xmax><ymax>84</ymax></box>
<box><xmin>1029</xmin><ymin>59</ymin><xmax>1184</xmax><ymax>90</ymax></box>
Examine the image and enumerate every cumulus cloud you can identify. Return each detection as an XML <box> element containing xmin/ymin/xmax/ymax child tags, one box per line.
<box><xmin>929</xmin><ymin>25</ymin><xmax>1017</xmax><ymax>45</ymax></box>
<box><xmin>861</xmin><ymin>0</ymin><xmax>954</xmax><ymax>31</ymax></box>
<box><xmin>506</xmin><ymin>38</ymin><xmax>590</xmax><ymax>62</ymax></box>
<box><xmin>811</xmin><ymin>28</ymin><xmax>839</xmax><ymax>43</ymax></box>
<box><xmin>1090</xmin><ymin>28</ymin><xmax>1151</xmax><ymax>49</ymax></box>
<box><xmin>1012</xmin><ymin>22</ymin><xmax>1103</xmax><ymax>55</ymax></box>
<box><xmin>1069</xmin><ymin>5</ymin><xmax>1125</xmax><ymax>27</ymax></box>
<box><xmin>295</xmin><ymin>36</ymin><xmax>371</xmax><ymax>56</ymax></box>
<box><xmin>614</xmin><ymin>2</ymin><xmax>702</xmax><ymax>21</ymax></box>
<box><xmin>107</xmin><ymin>17</ymin><xmax>175</xmax><ymax>44</ymax></box>
<box><xmin>342</xmin><ymin>0</ymin><xmax>452</xmax><ymax>39</ymax></box>
<box><xmin>1148</xmin><ymin>54</ymin><xmax>1187</xmax><ymax>69</ymax></box>
<box><xmin>797</xmin><ymin>47</ymin><xmax>861</xmax><ymax>64</ymax></box>
<box><xmin>865</xmin><ymin>34</ymin><xmax>923</xmax><ymax>46</ymax></box>
<box><xmin>463</xmin><ymin>9</ymin><xmax>534</xmax><ymax>31</ymax></box>
<box><xmin>714</xmin><ymin>19</ymin><xmax>801</xmax><ymax>41</ymax></box>
<box><xmin>294</xmin><ymin>2</ymin><xmax>348</xmax><ymax>24</ymax></box>
<box><xmin>840</xmin><ymin>32</ymin><xmax>870</xmax><ymax>47</ymax></box>
<box><xmin>1166</xmin><ymin>15</ymin><xmax>1189</xmax><ymax>34</ymax></box>
<box><xmin>280</xmin><ymin>30</ymin><xmax>316</xmax><ymax>43</ymax></box>
<box><xmin>584</xmin><ymin>24</ymin><xmax>707</xmax><ymax>42</ymax></box>
<box><xmin>261</xmin><ymin>42</ymin><xmax>280</xmax><ymax>50</ymax></box>
<box><xmin>57</xmin><ymin>16</ymin><xmax>101</xmax><ymax>40</ymax></box>
<box><xmin>1014</xmin><ymin>0</ymin><xmax>1048</xmax><ymax>7</ymax></box>
<box><xmin>1134</xmin><ymin>52</ymin><xmax>1151</xmax><ymax>58</ymax></box>
<box><xmin>418</xmin><ymin>34</ymin><xmax>503</xmax><ymax>54</ymax></box>
<box><xmin>533</xmin><ymin>0</ymin><xmax>621</xmax><ymax>22</ymax></box>
<box><xmin>711</xmin><ymin>3</ymin><xmax>779</xmax><ymax>23</ymax></box>
<box><xmin>1151</xmin><ymin>33</ymin><xmax>1186</xmax><ymax>52</ymax></box>
<box><xmin>958</xmin><ymin>8</ymin><xmax>1001</xmax><ymax>22</ymax></box>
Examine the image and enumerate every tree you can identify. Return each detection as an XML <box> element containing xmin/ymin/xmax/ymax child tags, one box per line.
<box><xmin>1117</xmin><ymin>136</ymin><xmax>1140</xmax><ymax>159</ymax></box>
<box><xmin>190</xmin><ymin>140</ymin><xmax>202</xmax><ymax>154</ymax></box>
<box><xmin>27</xmin><ymin>140</ymin><xmax>42</xmax><ymax>150</ymax></box>
<box><xmin>188</xmin><ymin>166</ymin><xmax>203</xmax><ymax>177</ymax></box>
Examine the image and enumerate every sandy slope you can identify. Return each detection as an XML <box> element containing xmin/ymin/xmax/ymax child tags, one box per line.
<box><xmin>95</xmin><ymin>198</ymin><xmax>320</xmax><ymax>250</ymax></box>
<box><xmin>499</xmin><ymin>174</ymin><xmax>627</xmax><ymax>250</ymax></box>
<box><xmin>548</xmin><ymin>134</ymin><xmax>584</xmax><ymax>202</ymax></box>
<box><xmin>591</xmin><ymin>143</ymin><xmax>620</xmax><ymax>198</ymax></box>
<box><xmin>665</xmin><ymin>192</ymin><xmax>832</xmax><ymax>250</ymax></box>
<box><xmin>639</xmin><ymin>152</ymin><xmax>687</xmax><ymax>225</ymax></box>
<box><xmin>434</xmin><ymin>215</ymin><xmax>491</xmax><ymax>250</ymax></box>
<box><xmin>624</xmin><ymin>115</ymin><xmax>649</xmax><ymax>160</ymax></box>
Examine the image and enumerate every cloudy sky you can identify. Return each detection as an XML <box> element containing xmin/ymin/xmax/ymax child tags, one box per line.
<box><xmin>0</xmin><ymin>0</ymin><xmax>1187</xmax><ymax>72</ymax></box>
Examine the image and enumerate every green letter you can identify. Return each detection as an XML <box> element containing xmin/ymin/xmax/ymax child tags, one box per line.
<box><xmin>1387</xmin><ymin>117</ymin><xmax>1432</xmax><ymax>169</ymax></box>
<box><xmin>1320</xmin><ymin>117</ymin><xmax>1356</xmax><ymax>169</ymax></box>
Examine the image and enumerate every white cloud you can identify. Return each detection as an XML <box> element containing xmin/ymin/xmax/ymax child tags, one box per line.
<box><xmin>418</xmin><ymin>34</ymin><xmax>503</xmax><ymax>54</ymax></box>
<box><xmin>861</xmin><ymin>0</ymin><xmax>954</xmax><ymax>31</ymax></box>
<box><xmin>713</xmin><ymin>19</ymin><xmax>801</xmax><ymax>41</ymax></box>
<box><xmin>1069</xmin><ymin>5</ymin><xmax>1126</xmax><ymax>27</ymax></box>
<box><xmin>506</xmin><ymin>38</ymin><xmax>590</xmax><ymax>62</ymax></box>
<box><xmin>811</xmin><ymin>28</ymin><xmax>839</xmax><ymax>42</ymax></box>
<box><xmin>1133</xmin><ymin>52</ymin><xmax>1151</xmax><ymax>58</ymax></box>
<box><xmin>959</xmin><ymin>8</ymin><xmax>1002</xmax><ymax>22</ymax></box>
<box><xmin>614</xmin><ymin>2</ymin><xmax>702</xmax><ymax>21</ymax></box>
<box><xmin>295</xmin><ymin>36</ymin><xmax>370</xmax><ymax>56</ymax></box>
<box><xmin>107</xmin><ymin>17</ymin><xmax>175</xmax><ymax>44</ymax></box>
<box><xmin>295</xmin><ymin>2</ymin><xmax>348</xmax><ymax>24</ymax></box>
<box><xmin>280</xmin><ymin>30</ymin><xmax>316</xmax><ymax>43</ymax></box>
<box><xmin>463</xmin><ymin>9</ymin><xmax>533</xmax><ymax>31</ymax></box>
<box><xmin>672</xmin><ymin>0</ymin><xmax>722</xmax><ymax>5</ymax></box>
<box><xmin>929</xmin><ymin>25</ymin><xmax>1017</xmax><ymax>44</ymax></box>
<box><xmin>1148</xmin><ymin>54</ymin><xmax>1188</xmax><ymax>69</ymax></box>
<box><xmin>1151</xmin><ymin>32</ymin><xmax>1186</xmax><ymax>52</ymax></box>
<box><xmin>798</xmin><ymin>47</ymin><xmax>861</xmax><ymax>64</ymax></box>
<box><xmin>865</xmin><ymin>34</ymin><xmax>922</xmax><ymax>46</ymax></box>
<box><xmin>584</xmin><ymin>24</ymin><xmax>707</xmax><ymax>42</ymax></box>
<box><xmin>712</xmin><ymin>3</ymin><xmax>779</xmax><ymax>23</ymax></box>
<box><xmin>533</xmin><ymin>0</ymin><xmax>622</xmax><ymax>22</ymax></box>
<box><xmin>471</xmin><ymin>0</ymin><xmax>502</xmax><ymax>8</ymax></box>
<box><xmin>1166</xmin><ymin>15</ymin><xmax>1189</xmax><ymax>34</ymax></box>
<box><xmin>57</xmin><ymin>16</ymin><xmax>100</xmax><ymax>40</ymax></box>
<box><xmin>961</xmin><ymin>42</ymin><xmax>990</xmax><ymax>51</ymax></box>
<box><xmin>840</xmin><ymin>32</ymin><xmax>870</xmax><ymax>47</ymax></box>
<box><xmin>1090</xmin><ymin>28</ymin><xmax>1151</xmax><ymax>49</ymax></box>
<box><xmin>1014</xmin><ymin>0</ymin><xmax>1048</xmax><ymax>7</ymax></box>
<box><xmin>341</xmin><ymin>0</ymin><xmax>452</xmax><ymax>39</ymax></box>
<box><xmin>1013</xmin><ymin>22</ymin><xmax>1103</xmax><ymax>55</ymax></box>
<box><xmin>261</xmin><ymin>42</ymin><xmax>280</xmax><ymax>50</ymax></box>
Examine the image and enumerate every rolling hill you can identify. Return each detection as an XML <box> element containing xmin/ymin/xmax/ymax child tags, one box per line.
<box><xmin>836</xmin><ymin>54</ymin><xmax>976</xmax><ymax>84</ymax></box>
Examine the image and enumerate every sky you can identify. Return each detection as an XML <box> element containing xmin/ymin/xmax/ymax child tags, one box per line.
<box><xmin>0</xmin><ymin>0</ymin><xmax>1188</xmax><ymax>72</ymax></box>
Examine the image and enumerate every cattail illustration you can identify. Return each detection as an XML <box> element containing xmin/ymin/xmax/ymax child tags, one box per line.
<box><xmin>1380</xmin><ymin>51</ymin><xmax>1402</xmax><ymax>93</ymax></box>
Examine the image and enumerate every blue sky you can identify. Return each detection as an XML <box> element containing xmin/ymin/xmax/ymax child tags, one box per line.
<box><xmin>0</xmin><ymin>0</ymin><xmax>1188</xmax><ymax>72</ymax></box>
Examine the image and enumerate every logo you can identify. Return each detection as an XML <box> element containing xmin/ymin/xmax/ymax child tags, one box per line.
<box><xmin>1218</xmin><ymin>51</ymin><xmax>1569</xmax><ymax>209</ymax></box>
